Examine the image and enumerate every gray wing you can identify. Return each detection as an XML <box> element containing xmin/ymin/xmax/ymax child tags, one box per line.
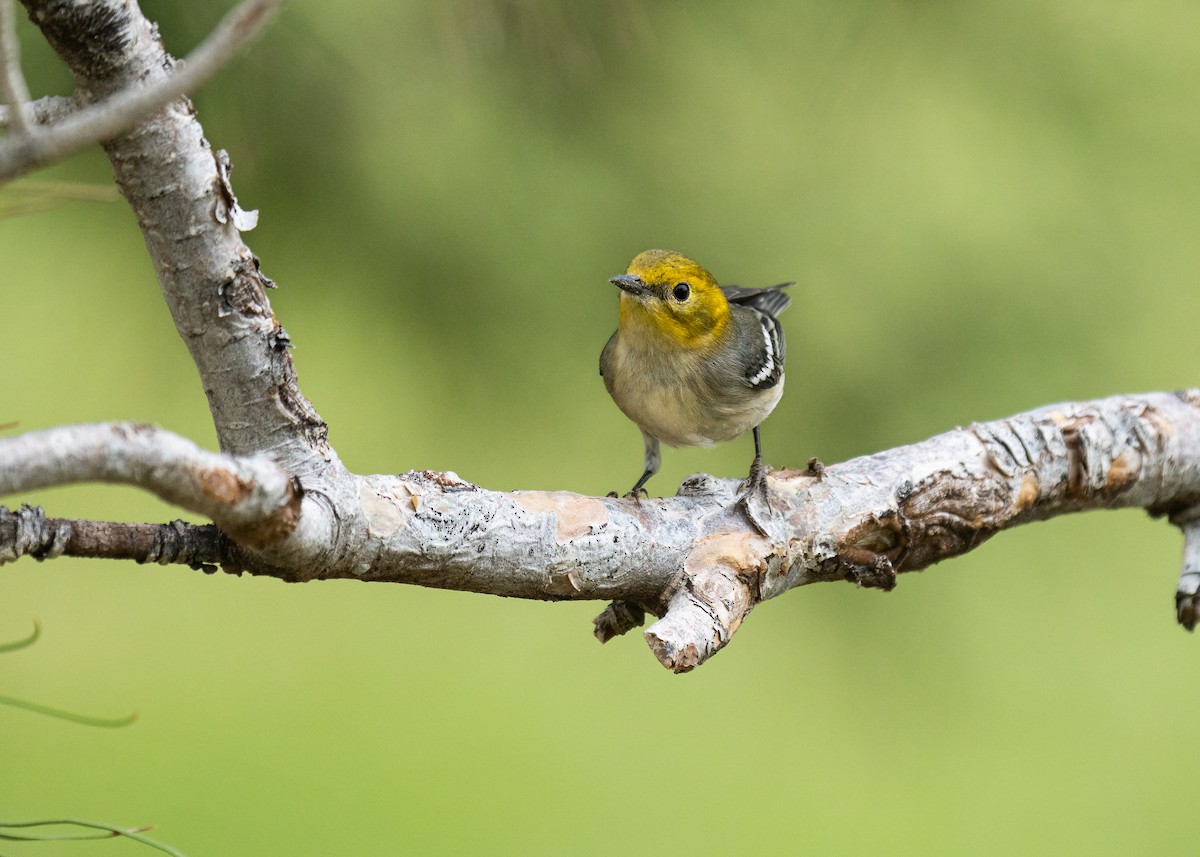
<box><xmin>721</xmin><ymin>282</ymin><xmax>793</xmax><ymax>320</ymax></box>
<box><xmin>723</xmin><ymin>283</ymin><xmax>791</xmax><ymax>390</ymax></box>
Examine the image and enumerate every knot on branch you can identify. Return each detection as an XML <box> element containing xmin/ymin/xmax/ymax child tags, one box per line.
<box><xmin>0</xmin><ymin>504</ymin><xmax>66</xmax><ymax>565</ymax></box>
<box><xmin>593</xmin><ymin>599</ymin><xmax>647</xmax><ymax>643</ymax></box>
<box><xmin>833</xmin><ymin>512</ymin><xmax>905</xmax><ymax>588</ymax></box>
<box><xmin>843</xmin><ymin>554</ymin><xmax>897</xmax><ymax>591</ymax></box>
<box><xmin>143</xmin><ymin>519</ymin><xmax>212</xmax><ymax>567</ymax></box>
<box><xmin>896</xmin><ymin>464</ymin><xmax>1012</xmax><ymax>572</ymax></box>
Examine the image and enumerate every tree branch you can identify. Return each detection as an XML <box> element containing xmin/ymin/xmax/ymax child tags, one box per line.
<box><xmin>0</xmin><ymin>505</ymin><xmax>232</xmax><ymax>569</ymax></box>
<box><xmin>1173</xmin><ymin>503</ymin><xmax>1200</xmax><ymax>630</ymax></box>
<box><xmin>4</xmin><ymin>393</ymin><xmax>1199</xmax><ymax>671</ymax></box>
<box><xmin>0</xmin><ymin>93</ymin><xmax>75</xmax><ymax>128</ymax></box>
<box><xmin>0</xmin><ymin>423</ymin><xmax>302</xmax><ymax>549</ymax></box>
<box><xmin>0</xmin><ymin>0</ymin><xmax>282</xmax><ymax>182</ymax></box>
<box><xmin>0</xmin><ymin>0</ymin><xmax>32</xmax><ymax>135</ymax></box>
<box><xmin>329</xmin><ymin>390</ymin><xmax>1200</xmax><ymax>671</ymax></box>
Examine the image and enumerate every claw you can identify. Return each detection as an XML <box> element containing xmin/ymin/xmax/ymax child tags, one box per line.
<box><xmin>735</xmin><ymin>456</ymin><xmax>774</xmax><ymax>536</ymax></box>
<box><xmin>743</xmin><ymin>455</ymin><xmax>770</xmax><ymax>493</ymax></box>
<box><xmin>605</xmin><ymin>488</ymin><xmax>649</xmax><ymax>501</ymax></box>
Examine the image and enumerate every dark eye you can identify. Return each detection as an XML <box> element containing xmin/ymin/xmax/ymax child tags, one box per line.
<box><xmin>672</xmin><ymin>282</ymin><xmax>690</xmax><ymax>302</ymax></box>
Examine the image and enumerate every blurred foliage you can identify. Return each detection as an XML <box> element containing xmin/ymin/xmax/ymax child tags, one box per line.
<box><xmin>2</xmin><ymin>1</ymin><xmax>1199</xmax><ymax>854</ymax></box>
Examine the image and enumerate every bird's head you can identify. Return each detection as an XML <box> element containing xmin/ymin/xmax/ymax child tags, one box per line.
<box><xmin>609</xmin><ymin>249</ymin><xmax>731</xmax><ymax>348</ymax></box>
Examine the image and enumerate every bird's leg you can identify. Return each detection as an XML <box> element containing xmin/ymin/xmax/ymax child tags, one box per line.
<box><xmin>747</xmin><ymin>425</ymin><xmax>768</xmax><ymax>490</ymax></box>
<box><xmin>626</xmin><ymin>433</ymin><xmax>662</xmax><ymax>498</ymax></box>
<box><xmin>625</xmin><ymin>467</ymin><xmax>654</xmax><ymax>499</ymax></box>
<box><xmin>735</xmin><ymin>426</ymin><xmax>778</xmax><ymax>537</ymax></box>
<box><xmin>608</xmin><ymin>433</ymin><xmax>661</xmax><ymax>499</ymax></box>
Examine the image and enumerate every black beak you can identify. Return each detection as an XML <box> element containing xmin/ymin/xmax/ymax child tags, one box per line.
<box><xmin>609</xmin><ymin>273</ymin><xmax>647</xmax><ymax>295</ymax></box>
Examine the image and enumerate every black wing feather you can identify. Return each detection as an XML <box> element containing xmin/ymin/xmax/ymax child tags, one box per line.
<box><xmin>721</xmin><ymin>282</ymin><xmax>793</xmax><ymax>319</ymax></box>
<box><xmin>723</xmin><ymin>282</ymin><xmax>792</xmax><ymax>390</ymax></box>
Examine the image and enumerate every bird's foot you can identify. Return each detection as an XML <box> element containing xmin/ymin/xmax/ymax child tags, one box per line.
<box><xmin>606</xmin><ymin>488</ymin><xmax>649</xmax><ymax>501</ymax></box>
<box><xmin>735</xmin><ymin>457</ymin><xmax>782</xmax><ymax>539</ymax></box>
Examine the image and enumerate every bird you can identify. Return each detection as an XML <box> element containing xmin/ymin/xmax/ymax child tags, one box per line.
<box><xmin>599</xmin><ymin>249</ymin><xmax>792</xmax><ymax>511</ymax></box>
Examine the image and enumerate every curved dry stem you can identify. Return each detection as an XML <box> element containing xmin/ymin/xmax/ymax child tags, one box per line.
<box><xmin>0</xmin><ymin>0</ymin><xmax>282</xmax><ymax>181</ymax></box>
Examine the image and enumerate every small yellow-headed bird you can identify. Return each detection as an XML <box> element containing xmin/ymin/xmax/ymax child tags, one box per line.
<box><xmin>600</xmin><ymin>249</ymin><xmax>792</xmax><ymax>500</ymax></box>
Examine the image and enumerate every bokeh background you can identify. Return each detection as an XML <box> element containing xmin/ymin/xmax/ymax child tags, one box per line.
<box><xmin>3</xmin><ymin>1</ymin><xmax>1199</xmax><ymax>854</ymax></box>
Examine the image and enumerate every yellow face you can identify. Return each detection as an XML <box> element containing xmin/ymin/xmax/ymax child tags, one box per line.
<box><xmin>612</xmin><ymin>249</ymin><xmax>731</xmax><ymax>349</ymax></box>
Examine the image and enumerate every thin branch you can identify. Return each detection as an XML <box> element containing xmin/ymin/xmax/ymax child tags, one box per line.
<box><xmin>0</xmin><ymin>506</ymin><xmax>233</xmax><ymax>569</ymax></box>
<box><xmin>0</xmin><ymin>821</ymin><xmax>187</xmax><ymax>857</ymax></box>
<box><xmin>0</xmin><ymin>0</ymin><xmax>283</xmax><ymax>182</ymax></box>
<box><xmin>0</xmin><ymin>176</ymin><xmax>119</xmax><ymax>218</ymax></box>
<box><xmin>0</xmin><ymin>94</ymin><xmax>76</xmax><ymax>128</ymax></box>
<box><xmin>0</xmin><ymin>0</ymin><xmax>31</xmax><ymax>135</ymax></box>
<box><xmin>0</xmin><ymin>693</ymin><xmax>136</xmax><ymax>727</ymax></box>
<box><xmin>1173</xmin><ymin>504</ymin><xmax>1200</xmax><ymax>630</ymax></box>
<box><xmin>0</xmin><ymin>423</ymin><xmax>302</xmax><ymax>549</ymax></box>
<box><xmin>0</xmin><ymin>618</ymin><xmax>38</xmax><ymax>652</ymax></box>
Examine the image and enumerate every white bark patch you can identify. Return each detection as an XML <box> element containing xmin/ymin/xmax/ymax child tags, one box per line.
<box><xmin>511</xmin><ymin>492</ymin><xmax>610</xmax><ymax>544</ymax></box>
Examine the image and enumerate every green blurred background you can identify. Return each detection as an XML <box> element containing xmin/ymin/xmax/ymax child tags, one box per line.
<box><xmin>3</xmin><ymin>1</ymin><xmax>1199</xmax><ymax>854</ymax></box>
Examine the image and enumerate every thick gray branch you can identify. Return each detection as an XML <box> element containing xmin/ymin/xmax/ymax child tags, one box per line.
<box><xmin>318</xmin><ymin>391</ymin><xmax>1200</xmax><ymax>671</ymax></box>
<box><xmin>7</xmin><ymin>393</ymin><xmax>1197</xmax><ymax>672</ymax></box>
